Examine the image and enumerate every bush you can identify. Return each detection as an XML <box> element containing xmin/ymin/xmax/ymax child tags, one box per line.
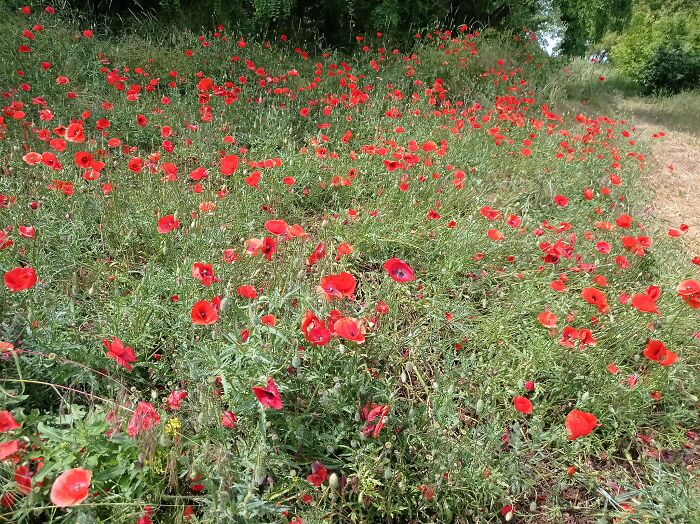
<box><xmin>639</xmin><ymin>43</ymin><xmax>700</xmax><ymax>94</ymax></box>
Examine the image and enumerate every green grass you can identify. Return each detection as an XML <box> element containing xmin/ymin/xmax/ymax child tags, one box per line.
<box><xmin>560</xmin><ymin>58</ymin><xmax>700</xmax><ymax>138</ymax></box>
<box><xmin>0</xmin><ymin>3</ymin><xmax>699</xmax><ymax>523</ymax></box>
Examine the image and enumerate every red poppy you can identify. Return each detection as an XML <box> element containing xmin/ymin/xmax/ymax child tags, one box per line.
<box><xmin>221</xmin><ymin>411</ymin><xmax>238</xmax><ymax>428</ymax></box>
<box><xmin>0</xmin><ymin>440</ymin><xmax>19</xmax><ymax>460</ymax></box>
<box><xmin>237</xmin><ymin>285</ymin><xmax>257</xmax><ymax>299</ymax></box>
<box><xmin>4</xmin><ymin>267</ymin><xmax>37</xmax><ymax>292</ymax></box>
<box><xmin>559</xmin><ymin>326</ymin><xmax>579</xmax><ymax>348</ymax></box>
<box><xmin>261</xmin><ymin>237</ymin><xmax>277</xmax><ymax>261</ymax></box>
<box><xmin>0</xmin><ymin>411</ymin><xmax>21</xmax><ymax>433</ymax></box>
<box><xmin>513</xmin><ymin>396</ymin><xmax>532</xmax><ymax>414</ymax></box>
<box><xmin>537</xmin><ymin>311</ymin><xmax>557</xmax><ymax>328</ymax></box>
<box><xmin>220</xmin><ymin>154</ymin><xmax>239</xmax><ymax>175</ymax></box>
<box><xmin>192</xmin><ymin>263</ymin><xmax>218</xmax><ymax>287</ymax></box>
<box><xmin>553</xmin><ymin>195</ymin><xmax>568</xmax><ymax>207</ymax></box>
<box><xmin>643</xmin><ymin>340</ymin><xmax>678</xmax><ymax>366</ymax></box>
<box><xmin>167</xmin><ymin>389</ymin><xmax>188</xmax><ymax>410</ymax></box>
<box><xmin>16</xmin><ymin>464</ymin><xmax>32</xmax><ymax>495</ymax></box>
<box><xmin>335</xmin><ymin>243</ymin><xmax>353</xmax><ymax>261</ymax></box>
<box><xmin>333</xmin><ymin>317</ymin><xmax>365</xmax><ymax>343</ymax></box>
<box><xmin>565</xmin><ymin>410</ymin><xmax>598</xmax><ymax>440</ymax></box>
<box><xmin>157</xmin><ymin>215</ymin><xmax>179</xmax><ymax>234</ymax></box>
<box><xmin>487</xmin><ymin>228</ymin><xmax>504</xmax><ymax>241</ymax></box>
<box><xmin>307</xmin><ymin>462</ymin><xmax>328</xmax><ymax>487</ymax></box>
<box><xmin>677</xmin><ymin>279</ymin><xmax>700</xmax><ymax>309</ymax></box>
<box><xmin>50</xmin><ymin>468</ymin><xmax>92</xmax><ymax>507</ymax></box>
<box><xmin>301</xmin><ymin>311</ymin><xmax>331</xmax><ymax>346</ymax></box>
<box><xmin>102</xmin><ymin>336</ymin><xmax>136</xmax><ymax>371</ymax></box>
<box><xmin>191</xmin><ymin>300</ymin><xmax>219</xmax><ymax>325</ymax></box>
<box><xmin>677</xmin><ymin>279</ymin><xmax>700</xmax><ymax>296</ymax></box>
<box><xmin>581</xmin><ymin>287</ymin><xmax>609</xmax><ymax>313</ymax></box>
<box><xmin>383</xmin><ymin>258</ymin><xmax>415</xmax><ymax>282</ymax></box>
<box><xmin>264</xmin><ymin>219</ymin><xmax>288</xmax><ymax>235</ymax></box>
<box><xmin>127</xmin><ymin>402</ymin><xmax>161</xmax><ymax>437</ymax></box>
<box><xmin>252</xmin><ymin>378</ymin><xmax>283</xmax><ymax>410</ymax></box>
<box><xmin>361</xmin><ymin>404</ymin><xmax>390</xmax><ymax>438</ymax></box>
<box><xmin>631</xmin><ymin>292</ymin><xmax>659</xmax><ymax>314</ymax></box>
<box><xmin>319</xmin><ymin>272</ymin><xmax>357</xmax><ymax>300</ymax></box>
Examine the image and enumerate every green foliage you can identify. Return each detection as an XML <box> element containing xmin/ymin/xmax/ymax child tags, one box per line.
<box><xmin>606</xmin><ymin>1</ymin><xmax>700</xmax><ymax>93</ymax></box>
<box><xmin>62</xmin><ymin>0</ymin><xmax>544</xmax><ymax>46</ymax></box>
<box><xmin>639</xmin><ymin>44</ymin><xmax>700</xmax><ymax>94</ymax></box>
<box><xmin>553</xmin><ymin>0</ymin><xmax>633</xmax><ymax>56</ymax></box>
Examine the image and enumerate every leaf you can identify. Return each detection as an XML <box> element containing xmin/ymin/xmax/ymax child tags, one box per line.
<box><xmin>37</xmin><ymin>422</ymin><xmax>77</xmax><ymax>443</ymax></box>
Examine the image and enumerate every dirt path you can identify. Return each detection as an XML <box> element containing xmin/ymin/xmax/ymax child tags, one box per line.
<box><xmin>631</xmin><ymin>115</ymin><xmax>700</xmax><ymax>252</ymax></box>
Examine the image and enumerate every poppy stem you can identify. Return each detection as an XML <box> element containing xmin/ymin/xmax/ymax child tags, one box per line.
<box><xmin>0</xmin><ymin>379</ymin><xmax>135</xmax><ymax>413</ymax></box>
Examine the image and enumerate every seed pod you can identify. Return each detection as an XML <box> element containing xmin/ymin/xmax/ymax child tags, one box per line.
<box><xmin>329</xmin><ymin>473</ymin><xmax>339</xmax><ymax>491</ymax></box>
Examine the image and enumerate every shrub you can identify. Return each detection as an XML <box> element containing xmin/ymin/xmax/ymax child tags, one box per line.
<box><xmin>638</xmin><ymin>43</ymin><xmax>700</xmax><ymax>94</ymax></box>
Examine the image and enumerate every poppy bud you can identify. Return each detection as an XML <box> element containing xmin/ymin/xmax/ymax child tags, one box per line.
<box><xmin>328</xmin><ymin>473</ymin><xmax>339</xmax><ymax>491</ymax></box>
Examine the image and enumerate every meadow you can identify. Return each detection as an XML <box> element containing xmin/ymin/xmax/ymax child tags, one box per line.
<box><xmin>0</xmin><ymin>3</ymin><xmax>699</xmax><ymax>523</ymax></box>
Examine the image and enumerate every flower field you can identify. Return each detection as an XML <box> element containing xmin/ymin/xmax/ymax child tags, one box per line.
<box><xmin>0</xmin><ymin>3</ymin><xmax>699</xmax><ymax>523</ymax></box>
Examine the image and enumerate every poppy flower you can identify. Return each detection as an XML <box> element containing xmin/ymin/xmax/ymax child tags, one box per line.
<box><xmin>335</xmin><ymin>243</ymin><xmax>353</xmax><ymax>261</ymax></box>
<box><xmin>333</xmin><ymin>317</ymin><xmax>365</xmax><ymax>343</ymax></box>
<box><xmin>102</xmin><ymin>337</ymin><xmax>136</xmax><ymax>371</ymax></box>
<box><xmin>167</xmin><ymin>389</ymin><xmax>188</xmax><ymax>410</ymax></box>
<box><xmin>487</xmin><ymin>228</ymin><xmax>504</xmax><ymax>241</ymax></box>
<box><xmin>127</xmin><ymin>402</ymin><xmax>161</xmax><ymax>437</ymax></box>
<box><xmin>221</xmin><ymin>411</ymin><xmax>238</xmax><ymax>428</ymax></box>
<box><xmin>4</xmin><ymin>267</ymin><xmax>37</xmax><ymax>292</ymax></box>
<box><xmin>157</xmin><ymin>215</ymin><xmax>179</xmax><ymax>234</ymax></box>
<box><xmin>631</xmin><ymin>292</ymin><xmax>659</xmax><ymax>314</ymax></box>
<box><xmin>559</xmin><ymin>326</ymin><xmax>579</xmax><ymax>348</ymax></box>
<box><xmin>565</xmin><ymin>410</ymin><xmax>598</xmax><ymax>440</ymax></box>
<box><xmin>220</xmin><ymin>154</ymin><xmax>239</xmax><ymax>175</ymax></box>
<box><xmin>301</xmin><ymin>311</ymin><xmax>331</xmax><ymax>346</ymax></box>
<box><xmin>50</xmin><ymin>468</ymin><xmax>92</xmax><ymax>507</ymax></box>
<box><xmin>16</xmin><ymin>464</ymin><xmax>32</xmax><ymax>495</ymax></box>
<box><xmin>383</xmin><ymin>258</ymin><xmax>415</xmax><ymax>282</ymax></box>
<box><xmin>513</xmin><ymin>396</ymin><xmax>532</xmax><ymax>414</ymax></box>
<box><xmin>677</xmin><ymin>279</ymin><xmax>700</xmax><ymax>309</ymax></box>
<box><xmin>537</xmin><ymin>311</ymin><xmax>557</xmax><ymax>328</ymax></box>
<box><xmin>677</xmin><ymin>279</ymin><xmax>700</xmax><ymax>296</ymax></box>
<box><xmin>191</xmin><ymin>300</ymin><xmax>219</xmax><ymax>325</ymax></box>
<box><xmin>252</xmin><ymin>378</ymin><xmax>283</xmax><ymax>410</ymax></box>
<box><xmin>307</xmin><ymin>462</ymin><xmax>328</xmax><ymax>487</ymax></box>
<box><xmin>192</xmin><ymin>262</ymin><xmax>218</xmax><ymax>287</ymax></box>
<box><xmin>306</xmin><ymin>242</ymin><xmax>327</xmax><ymax>266</ymax></box>
<box><xmin>0</xmin><ymin>411</ymin><xmax>20</xmax><ymax>433</ymax></box>
<box><xmin>581</xmin><ymin>287</ymin><xmax>609</xmax><ymax>313</ymax></box>
<box><xmin>0</xmin><ymin>440</ymin><xmax>19</xmax><ymax>460</ymax></box>
<box><xmin>553</xmin><ymin>195</ymin><xmax>568</xmax><ymax>207</ymax></box>
<box><xmin>319</xmin><ymin>272</ymin><xmax>357</xmax><ymax>300</ymax></box>
<box><xmin>264</xmin><ymin>219</ymin><xmax>288</xmax><ymax>235</ymax></box>
<box><xmin>643</xmin><ymin>340</ymin><xmax>678</xmax><ymax>366</ymax></box>
<box><xmin>261</xmin><ymin>314</ymin><xmax>277</xmax><ymax>326</ymax></box>
<box><xmin>362</xmin><ymin>404</ymin><xmax>390</xmax><ymax>438</ymax></box>
<box><xmin>237</xmin><ymin>285</ymin><xmax>257</xmax><ymax>299</ymax></box>
<box><xmin>261</xmin><ymin>237</ymin><xmax>277</xmax><ymax>261</ymax></box>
